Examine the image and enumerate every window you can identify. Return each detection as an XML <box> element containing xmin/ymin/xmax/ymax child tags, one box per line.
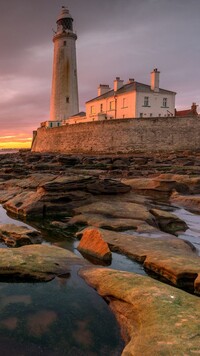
<box><xmin>100</xmin><ymin>103</ymin><xmax>103</xmax><ymax>112</ymax></box>
<box><xmin>50</xmin><ymin>122</ymin><xmax>53</xmax><ymax>128</ymax></box>
<box><xmin>63</xmin><ymin>41</ymin><xmax>66</xmax><ymax>46</ymax></box>
<box><xmin>144</xmin><ymin>96</ymin><xmax>149</xmax><ymax>107</ymax></box>
<box><xmin>66</xmin><ymin>97</ymin><xmax>69</xmax><ymax>103</ymax></box>
<box><xmin>150</xmin><ymin>113</ymin><xmax>152</xmax><ymax>117</ymax></box>
<box><xmin>159</xmin><ymin>113</ymin><xmax>161</xmax><ymax>117</ymax></box>
<box><xmin>140</xmin><ymin>113</ymin><xmax>143</xmax><ymax>118</ymax></box>
<box><xmin>90</xmin><ymin>106</ymin><xmax>95</xmax><ymax>114</ymax></box>
<box><xmin>122</xmin><ymin>98</ymin><xmax>126</xmax><ymax>108</ymax></box>
<box><xmin>163</xmin><ymin>98</ymin><xmax>167</xmax><ymax>107</ymax></box>
<box><xmin>109</xmin><ymin>101</ymin><xmax>115</xmax><ymax>110</ymax></box>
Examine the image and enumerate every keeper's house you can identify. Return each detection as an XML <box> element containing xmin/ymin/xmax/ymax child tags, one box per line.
<box><xmin>86</xmin><ymin>68</ymin><xmax>176</xmax><ymax>121</ymax></box>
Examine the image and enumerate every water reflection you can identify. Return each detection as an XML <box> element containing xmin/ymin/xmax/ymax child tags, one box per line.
<box><xmin>0</xmin><ymin>205</ymin><xmax>33</xmax><ymax>229</ymax></box>
<box><xmin>0</xmin><ymin>268</ymin><xmax>124</xmax><ymax>355</ymax></box>
<box><xmin>174</xmin><ymin>208</ymin><xmax>200</xmax><ymax>255</ymax></box>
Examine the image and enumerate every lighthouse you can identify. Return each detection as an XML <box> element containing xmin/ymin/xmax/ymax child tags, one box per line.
<box><xmin>50</xmin><ymin>7</ymin><xmax>79</xmax><ymax>122</ymax></box>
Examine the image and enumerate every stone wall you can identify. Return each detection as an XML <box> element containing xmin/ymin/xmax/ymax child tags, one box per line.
<box><xmin>31</xmin><ymin>116</ymin><xmax>200</xmax><ymax>154</ymax></box>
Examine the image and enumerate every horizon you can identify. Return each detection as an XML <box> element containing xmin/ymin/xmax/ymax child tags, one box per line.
<box><xmin>0</xmin><ymin>0</ymin><xmax>200</xmax><ymax>149</ymax></box>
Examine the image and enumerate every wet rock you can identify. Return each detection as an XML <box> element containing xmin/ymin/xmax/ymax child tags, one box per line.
<box><xmin>150</xmin><ymin>208</ymin><xmax>188</xmax><ymax>234</ymax></box>
<box><xmin>80</xmin><ymin>268</ymin><xmax>200</xmax><ymax>355</ymax></box>
<box><xmin>170</xmin><ymin>191</ymin><xmax>200</xmax><ymax>212</ymax></box>
<box><xmin>77</xmin><ymin>228</ymin><xmax>112</xmax><ymax>261</ymax></box>
<box><xmin>4</xmin><ymin>190</ymin><xmax>46</xmax><ymax>217</ymax></box>
<box><xmin>111</xmin><ymin>158</ymin><xmax>130</xmax><ymax>170</ymax></box>
<box><xmin>122</xmin><ymin>177</ymin><xmax>187</xmax><ymax>193</ymax></box>
<box><xmin>40</xmin><ymin>175</ymin><xmax>97</xmax><ymax>192</ymax></box>
<box><xmin>79</xmin><ymin>227</ymin><xmax>200</xmax><ymax>293</ymax></box>
<box><xmin>0</xmin><ymin>186</ymin><xmax>22</xmax><ymax>204</ymax></box>
<box><xmin>40</xmin><ymin>175</ymin><xmax>131</xmax><ymax>195</ymax></box>
<box><xmin>58</xmin><ymin>155</ymin><xmax>81</xmax><ymax>166</ymax></box>
<box><xmin>86</xmin><ymin>178</ymin><xmax>131</xmax><ymax>194</ymax></box>
<box><xmin>0</xmin><ymin>224</ymin><xmax>42</xmax><ymax>247</ymax></box>
<box><xmin>0</xmin><ymin>244</ymin><xmax>85</xmax><ymax>281</ymax></box>
<box><xmin>16</xmin><ymin>173</ymin><xmax>57</xmax><ymax>189</ymax></box>
<box><xmin>74</xmin><ymin>201</ymin><xmax>153</xmax><ymax>223</ymax></box>
<box><xmin>69</xmin><ymin>213</ymin><xmax>144</xmax><ymax>231</ymax></box>
<box><xmin>50</xmin><ymin>221</ymin><xmax>69</xmax><ymax>229</ymax></box>
<box><xmin>158</xmin><ymin>173</ymin><xmax>200</xmax><ymax>193</ymax></box>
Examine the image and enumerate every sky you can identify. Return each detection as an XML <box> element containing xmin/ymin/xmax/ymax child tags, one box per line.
<box><xmin>0</xmin><ymin>0</ymin><xmax>200</xmax><ymax>148</ymax></box>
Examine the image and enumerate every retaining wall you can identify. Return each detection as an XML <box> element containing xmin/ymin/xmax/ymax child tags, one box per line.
<box><xmin>31</xmin><ymin>116</ymin><xmax>200</xmax><ymax>154</ymax></box>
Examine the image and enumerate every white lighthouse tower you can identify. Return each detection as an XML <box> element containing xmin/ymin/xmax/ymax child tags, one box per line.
<box><xmin>50</xmin><ymin>6</ymin><xmax>79</xmax><ymax>122</ymax></box>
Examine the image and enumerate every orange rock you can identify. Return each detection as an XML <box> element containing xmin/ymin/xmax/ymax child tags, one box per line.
<box><xmin>78</xmin><ymin>228</ymin><xmax>112</xmax><ymax>261</ymax></box>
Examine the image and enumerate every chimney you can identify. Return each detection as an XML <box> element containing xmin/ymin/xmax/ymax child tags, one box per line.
<box><xmin>114</xmin><ymin>77</ymin><xmax>124</xmax><ymax>92</ymax></box>
<box><xmin>128</xmin><ymin>78</ymin><xmax>134</xmax><ymax>84</ymax></box>
<box><xmin>98</xmin><ymin>84</ymin><xmax>111</xmax><ymax>96</ymax></box>
<box><xmin>151</xmin><ymin>68</ymin><xmax>160</xmax><ymax>92</ymax></box>
<box><xmin>191</xmin><ymin>102</ymin><xmax>198</xmax><ymax>115</ymax></box>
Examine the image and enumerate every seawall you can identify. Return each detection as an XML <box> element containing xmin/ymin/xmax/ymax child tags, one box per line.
<box><xmin>31</xmin><ymin>116</ymin><xmax>200</xmax><ymax>154</ymax></box>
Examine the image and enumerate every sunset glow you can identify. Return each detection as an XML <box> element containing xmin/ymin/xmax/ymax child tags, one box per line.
<box><xmin>0</xmin><ymin>136</ymin><xmax>32</xmax><ymax>149</ymax></box>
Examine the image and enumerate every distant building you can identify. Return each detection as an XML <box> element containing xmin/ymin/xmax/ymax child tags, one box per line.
<box><xmin>175</xmin><ymin>103</ymin><xmax>198</xmax><ymax>117</ymax></box>
<box><xmin>86</xmin><ymin>69</ymin><xmax>176</xmax><ymax>121</ymax></box>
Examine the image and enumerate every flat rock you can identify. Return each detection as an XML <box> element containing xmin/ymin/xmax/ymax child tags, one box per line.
<box><xmin>40</xmin><ymin>175</ymin><xmax>94</xmax><ymax>192</ymax></box>
<box><xmin>0</xmin><ymin>224</ymin><xmax>41</xmax><ymax>247</ymax></box>
<box><xmin>86</xmin><ymin>178</ymin><xmax>131</xmax><ymax>194</ymax></box>
<box><xmin>41</xmin><ymin>175</ymin><xmax>131</xmax><ymax>195</ymax></box>
<box><xmin>74</xmin><ymin>201</ymin><xmax>153</xmax><ymax>223</ymax></box>
<box><xmin>69</xmin><ymin>213</ymin><xmax>144</xmax><ymax>231</ymax></box>
<box><xmin>150</xmin><ymin>208</ymin><xmax>188</xmax><ymax>234</ymax></box>
<box><xmin>0</xmin><ymin>244</ymin><xmax>85</xmax><ymax>281</ymax></box>
<box><xmin>78</xmin><ymin>228</ymin><xmax>112</xmax><ymax>261</ymax></box>
<box><xmin>78</xmin><ymin>227</ymin><xmax>200</xmax><ymax>294</ymax></box>
<box><xmin>3</xmin><ymin>190</ymin><xmax>46</xmax><ymax>217</ymax></box>
<box><xmin>170</xmin><ymin>191</ymin><xmax>200</xmax><ymax>212</ymax></box>
<box><xmin>16</xmin><ymin>173</ymin><xmax>57</xmax><ymax>189</ymax></box>
<box><xmin>80</xmin><ymin>267</ymin><xmax>200</xmax><ymax>356</ymax></box>
<box><xmin>158</xmin><ymin>173</ymin><xmax>200</xmax><ymax>193</ymax></box>
<box><xmin>122</xmin><ymin>177</ymin><xmax>180</xmax><ymax>192</ymax></box>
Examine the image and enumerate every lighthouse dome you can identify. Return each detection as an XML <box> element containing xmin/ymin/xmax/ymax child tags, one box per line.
<box><xmin>56</xmin><ymin>7</ymin><xmax>73</xmax><ymax>32</ymax></box>
<box><xmin>57</xmin><ymin>6</ymin><xmax>73</xmax><ymax>21</ymax></box>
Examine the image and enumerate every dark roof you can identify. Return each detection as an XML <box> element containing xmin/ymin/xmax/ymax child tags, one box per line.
<box><xmin>86</xmin><ymin>82</ymin><xmax>176</xmax><ymax>103</ymax></box>
<box><xmin>70</xmin><ymin>111</ymin><xmax>86</xmax><ymax>117</ymax></box>
<box><xmin>175</xmin><ymin>109</ymin><xmax>197</xmax><ymax>117</ymax></box>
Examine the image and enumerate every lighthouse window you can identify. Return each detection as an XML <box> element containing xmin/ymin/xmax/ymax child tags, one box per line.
<box><xmin>66</xmin><ymin>97</ymin><xmax>69</xmax><ymax>103</ymax></box>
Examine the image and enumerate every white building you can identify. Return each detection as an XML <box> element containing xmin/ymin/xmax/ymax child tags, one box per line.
<box><xmin>86</xmin><ymin>69</ymin><xmax>176</xmax><ymax>121</ymax></box>
<box><xmin>49</xmin><ymin>6</ymin><xmax>79</xmax><ymax>122</ymax></box>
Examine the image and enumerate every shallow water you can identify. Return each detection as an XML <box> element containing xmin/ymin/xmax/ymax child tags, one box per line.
<box><xmin>0</xmin><ymin>205</ymin><xmax>147</xmax><ymax>355</ymax></box>
<box><xmin>174</xmin><ymin>207</ymin><xmax>200</xmax><ymax>255</ymax></box>
<box><xmin>1</xmin><ymin>200</ymin><xmax>200</xmax><ymax>354</ymax></box>
<box><xmin>0</xmin><ymin>268</ymin><xmax>124</xmax><ymax>356</ymax></box>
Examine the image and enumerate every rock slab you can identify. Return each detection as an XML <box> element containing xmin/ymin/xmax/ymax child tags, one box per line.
<box><xmin>0</xmin><ymin>244</ymin><xmax>85</xmax><ymax>281</ymax></box>
<box><xmin>78</xmin><ymin>227</ymin><xmax>200</xmax><ymax>294</ymax></box>
<box><xmin>80</xmin><ymin>267</ymin><xmax>200</xmax><ymax>356</ymax></box>
<box><xmin>77</xmin><ymin>228</ymin><xmax>112</xmax><ymax>261</ymax></box>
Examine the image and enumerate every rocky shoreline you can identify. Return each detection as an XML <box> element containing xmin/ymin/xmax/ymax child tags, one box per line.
<box><xmin>0</xmin><ymin>150</ymin><xmax>200</xmax><ymax>354</ymax></box>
